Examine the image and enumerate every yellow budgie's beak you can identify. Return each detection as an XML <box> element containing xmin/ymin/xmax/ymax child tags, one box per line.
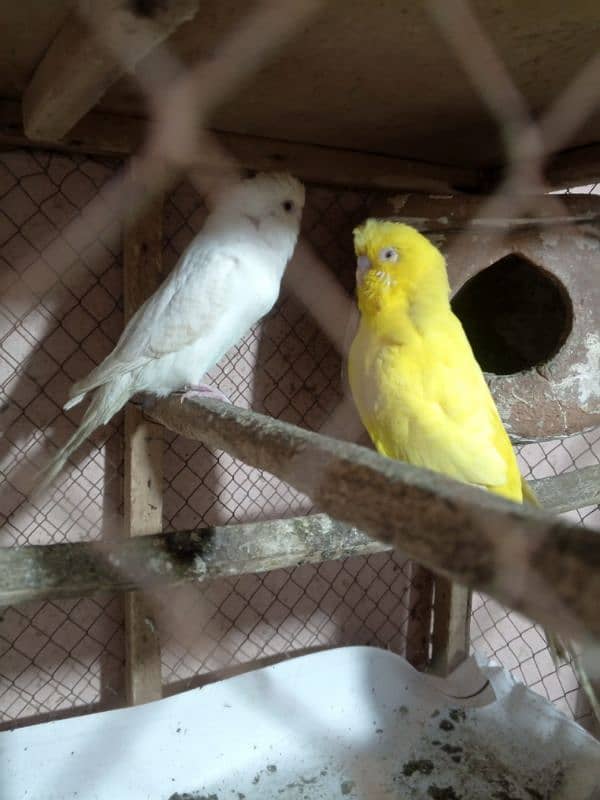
<box><xmin>356</xmin><ymin>254</ymin><xmax>371</xmax><ymax>284</ymax></box>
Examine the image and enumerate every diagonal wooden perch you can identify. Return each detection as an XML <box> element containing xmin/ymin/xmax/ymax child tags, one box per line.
<box><xmin>144</xmin><ymin>396</ymin><xmax>600</xmax><ymax>640</ymax></box>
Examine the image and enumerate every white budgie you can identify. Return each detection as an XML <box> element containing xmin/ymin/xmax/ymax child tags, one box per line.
<box><xmin>38</xmin><ymin>171</ymin><xmax>305</xmax><ymax>491</ymax></box>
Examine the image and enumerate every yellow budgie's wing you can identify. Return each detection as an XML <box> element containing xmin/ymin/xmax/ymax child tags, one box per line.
<box><xmin>377</xmin><ymin>326</ymin><xmax>514</xmax><ymax>489</ymax></box>
<box><xmin>414</xmin><ymin>344</ymin><xmax>514</xmax><ymax>488</ymax></box>
<box><xmin>401</xmin><ymin>398</ymin><xmax>509</xmax><ymax>489</ymax></box>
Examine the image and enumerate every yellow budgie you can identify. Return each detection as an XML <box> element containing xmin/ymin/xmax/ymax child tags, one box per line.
<box><xmin>349</xmin><ymin>219</ymin><xmax>525</xmax><ymax>503</ymax></box>
<box><xmin>348</xmin><ymin>219</ymin><xmax>598</xmax><ymax>718</ymax></box>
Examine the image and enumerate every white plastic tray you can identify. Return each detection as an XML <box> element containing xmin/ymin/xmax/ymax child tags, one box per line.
<box><xmin>2</xmin><ymin>645</ymin><xmax>599</xmax><ymax>799</ymax></box>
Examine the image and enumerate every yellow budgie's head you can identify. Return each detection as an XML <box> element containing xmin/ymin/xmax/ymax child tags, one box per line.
<box><xmin>353</xmin><ymin>220</ymin><xmax>449</xmax><ymax>316</ymax></box>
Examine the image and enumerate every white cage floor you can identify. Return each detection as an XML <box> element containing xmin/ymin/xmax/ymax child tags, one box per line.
<box><xmin>1</xmin><ymin>645</ymin><xmax>599</xmax><ymax>799</ymax></box>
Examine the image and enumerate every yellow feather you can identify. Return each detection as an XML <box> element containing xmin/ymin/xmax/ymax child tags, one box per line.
<box><xmin>349</xmin><ymin>220</ymin><xmax>522</xmax><ymax>502</ymax></box>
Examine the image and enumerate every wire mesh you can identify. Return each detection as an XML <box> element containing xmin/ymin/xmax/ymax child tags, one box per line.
<box><xmin>0</xmin><ymin>150</ymin><xmax>126</xmax><ymax>725</ymax></box>
<box><xmin>0</xmin><ymin>0</ymin><xmax>599</xmax><ymax>757</ymax></box>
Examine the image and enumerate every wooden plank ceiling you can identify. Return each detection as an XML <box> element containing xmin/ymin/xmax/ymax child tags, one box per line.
<box><xmin>1</xmin><ymin>1</ymin><xmax>599</xmax><ymax>172</ymax></box>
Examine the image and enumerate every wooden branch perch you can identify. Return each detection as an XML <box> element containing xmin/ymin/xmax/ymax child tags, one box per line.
<box><xmin>144</xmin><ymin>397</ymin><xmax>600</xmax><ymax>640</ymax></box>
<box><xmin>22</xmin><ymin>0</ymin><xmax>199</xmax><ymax>141</ymax></box>
<box><xmin>0</xmin><ymin>515</ymin><xmax>386</xmax><ymax>606</ymax></box>
<box><xmin>0</xmin><ymin>458</ymin><xmax>596</xmax><ymax>610</ymax></box>
<box><xmin>534</xmin><ymin>463</ymin><xmax>600</xmax><ymax>513</ymax></box>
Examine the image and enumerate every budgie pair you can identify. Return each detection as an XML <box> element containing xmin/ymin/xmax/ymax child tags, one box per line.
<box><xmin>40</xmin><ymin>173</ymin><xmax>524</xmax><ymax>502</ymax></box>
<box><xmin>35</xmin><ymin>168</ymin><xmax>558</xmax><ymax>534</ymax></box>
<box><xmin>35</xmin><ymin>169</ymin><xmax>593</xmax><ymax>713</ymax></box>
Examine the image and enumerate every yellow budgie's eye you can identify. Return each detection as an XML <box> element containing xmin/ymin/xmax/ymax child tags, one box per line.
<box><xmin>378</xmin><ymin>247</ymin><xmax>398</xmax><ymax>263</ymax></box>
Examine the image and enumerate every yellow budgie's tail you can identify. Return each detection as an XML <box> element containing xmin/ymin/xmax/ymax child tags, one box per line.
<box><xmin>520</xmin><ymin>476</ymin><xmax>540</xmax><ymax>507</ymax></box>
<box><xmin>522</xmin><ymin>475</ymin><xmax>600</xmax><ymax>724</ymax></box>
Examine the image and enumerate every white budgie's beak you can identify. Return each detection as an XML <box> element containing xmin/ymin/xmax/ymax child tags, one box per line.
<box><xmin>356</xmin><ymin>255</ymin><xmax>371</xmax><ymax>284</ymax></box>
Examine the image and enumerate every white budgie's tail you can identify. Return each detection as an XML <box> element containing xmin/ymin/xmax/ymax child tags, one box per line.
<box><xmin>35</xmin><ymin>376</ymin><xmax>133</xmax><ymax>496</ymax></box>
<box><xmin>63</xmin><ymin>392</ymin><xmax>86</xmax><ymax>411</ymax></box>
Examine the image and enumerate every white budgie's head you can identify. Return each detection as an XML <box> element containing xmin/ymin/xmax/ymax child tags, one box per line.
<box><xmin>210</xmin><ymin>172</ymin><xmax>305</xmax><ymax>258</ymax></box>
<box><xmin>217</xmin><ymin>171</ymin><xmax>305</xmax><ymax>221</ymax></box>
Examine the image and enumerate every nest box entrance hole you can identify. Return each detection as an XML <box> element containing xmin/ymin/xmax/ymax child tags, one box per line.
<box><xmin>450</xmin><ymin>253</ymin><xmax>573</xmax><ymax>376</ymax></box>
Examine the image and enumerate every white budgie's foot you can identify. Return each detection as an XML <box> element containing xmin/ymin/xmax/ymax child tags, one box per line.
<box><xmin>179</xmin><ymin>384</ymin><xmax>232</xmax><ymax>405</ymax></box>
<box><xmin>139</xmin><ymin>394</ymin><xmax>158</xmax><ymax>410</ymax></box>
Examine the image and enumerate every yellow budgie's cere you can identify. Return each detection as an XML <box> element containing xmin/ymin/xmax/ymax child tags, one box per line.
<box><xmin>349</xmin><ymin>219</ymin><xmax>525</xmax><ymax>503</ymax></box>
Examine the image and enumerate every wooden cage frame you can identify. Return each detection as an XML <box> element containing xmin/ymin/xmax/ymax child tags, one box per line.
<box><xmin>1</xmin><ymin>0</ymin><xmax>600</xmax><ymax>709</ymax></box>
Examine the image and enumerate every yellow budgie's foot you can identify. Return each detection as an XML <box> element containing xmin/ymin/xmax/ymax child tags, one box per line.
<box><xmin>179</xmin><ymin>384</ymin><xmax>232</xmax><ymax>405</ymax></box>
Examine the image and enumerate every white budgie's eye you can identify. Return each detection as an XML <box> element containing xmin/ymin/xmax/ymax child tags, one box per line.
<box><xmin>282</xmin><ymin>200</ymin><xmax>294</xmax><ymax>213</ymax></box>
<box><xmin>378</xmin><ymin>247</ymin><xmax>398</xmax><ymax>263</ymax></box>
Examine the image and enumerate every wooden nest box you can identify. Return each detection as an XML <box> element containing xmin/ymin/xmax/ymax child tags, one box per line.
<box><xmin>371</xmin><ymin>194</ymin><xmax>600</xmax><ymax>441</ymax></box>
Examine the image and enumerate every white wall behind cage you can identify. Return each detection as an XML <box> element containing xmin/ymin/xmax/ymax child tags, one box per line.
<box><xmin>0</xmin><ymin>150</ymin><xmax>598</xmax><ymax>735</ymax></box>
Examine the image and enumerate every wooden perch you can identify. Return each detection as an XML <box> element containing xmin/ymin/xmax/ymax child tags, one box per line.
<box><xmin>534</xmin><ymin>463</ymin><xmax>600</xmax><ymax>513</ymax></box>
<box><xmin>143</xmin><ymin>397</ymin><xmax>600</xmax><ymax>640</ymax></box>
<box><xmin>22</xmin><ymin>0</ymin><xmax>199</xmax><ymax>141</ymax></box>
<box><xmin>0</xmin><ymin>461</ymin><xmax>595</xmax><ymax>608</ymax></box>
<box><xmin>0</xmin><ymin>515</ymin><xmax>386</xmax><ymax>606</ymax></box>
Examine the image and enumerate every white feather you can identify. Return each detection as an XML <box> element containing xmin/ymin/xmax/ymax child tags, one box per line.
<box><xmin>36</xmin><ymin>172</ymin><xmax>305</xmax><ymax>492</ymax></box>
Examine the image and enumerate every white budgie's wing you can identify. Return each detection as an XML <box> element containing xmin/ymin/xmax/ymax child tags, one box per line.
<box><xmin>69</xmin><ymin>247</ymin><xmax>243</xmax><ymax>398</ymax></box>
<box><xmin>146</xmin><ymin>254</ymin><xmax>250</xmax><ymax>357</ymax></box>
